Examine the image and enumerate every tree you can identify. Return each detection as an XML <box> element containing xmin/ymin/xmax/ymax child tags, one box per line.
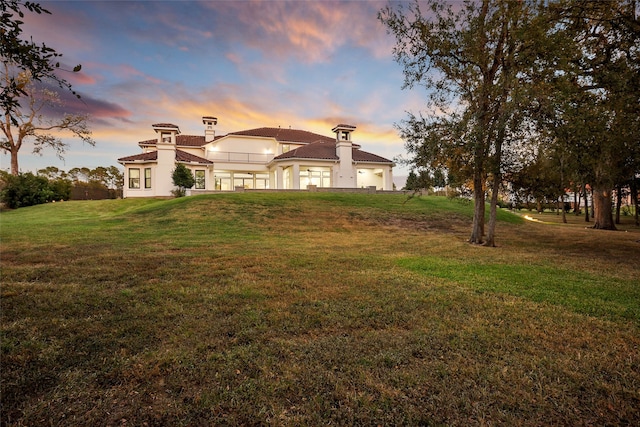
<box><xmin>1</xmin><ymin>0</ymin><xmax>81</xmax><ymax>125</ymax></box>
<box><xmin>404</xmin><ymin>168</ymin><xmax>431</xmax><ymax>192</ymax></box>
<box><xmin>379</xmin><ymin>0</ymin><xmax>539</xmax><ymax>246</ymax></box>
<box><xmin>171</xmin><ymin>163</ymin><xmax>195</xmax><ymax>197</ymax></box>
<box><xmin>0</xmin><ymin>67</ymin><xmax>94</xmax><ymax>175</ymax></box>
<box><xmin>537</xmin><ymin>0</ymin><xmax>640</xmax><ymax>230</ymax></box>
<box><xmin>0</xmin><ymin>170</ymin><xmax>70</xmax><ymax>208</ymax></box>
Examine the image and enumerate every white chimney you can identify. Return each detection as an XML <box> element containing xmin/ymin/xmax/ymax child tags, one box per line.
<box><xmin>203</xmin><ymin>116</ymin><xmax>218</xmax><ymax>142</ymax></box>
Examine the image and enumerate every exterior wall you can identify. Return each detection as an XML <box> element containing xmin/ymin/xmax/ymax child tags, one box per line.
<box><xmin>123</xmin><ymin>163</ymin><xmax>157</xmax><ymax>198</ymax></box>
<box><xmin>156</xmin><ymin>143</ymin><xmax>177</xmax><ymax>197</ymax></box>
<box><xmin>205</xmin><ymin>135</ymin><xmax>277</xmax><ymax>166</ymax></box>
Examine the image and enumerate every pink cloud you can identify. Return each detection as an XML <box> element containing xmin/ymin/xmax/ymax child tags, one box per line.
<box><xmin>204</xmin><ymin>0</ymin><xmax>391</xmax><ymax>64</ymax></box>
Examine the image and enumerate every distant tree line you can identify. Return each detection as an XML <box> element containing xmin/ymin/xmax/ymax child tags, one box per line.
<box><xmin>0</xmin><ymin>165</ymin><xmax>123</xmax><ymax>209</ymax></box>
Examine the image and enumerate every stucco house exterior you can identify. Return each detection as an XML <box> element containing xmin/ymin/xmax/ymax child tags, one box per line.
<box><xmin>118</xmin><ymin>117</ymin><xmax>394</xmax><ymax>197</ymax></box>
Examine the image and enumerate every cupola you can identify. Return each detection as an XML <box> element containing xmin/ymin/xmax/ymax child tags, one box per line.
<box><xmin>152</xmin><ymin>123</ymin><xmax>180</xmax><ymax>145</ymax></box>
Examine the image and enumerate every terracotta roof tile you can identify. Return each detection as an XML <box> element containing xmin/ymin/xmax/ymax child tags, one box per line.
<box><xmin>274</xmin><ymin>141</ymin><xmax>392</xmax><ymax>164</ymax></box>
<box><xmin>118</xmin><ymin>151</ymin><xmax>157</xmax><ymax>162</ymax></box>
<box><xmin>175</xmin><ymin>150</ymin><xmax>213</xmax><ymax>164</ymax></box>
<box><xmin>229</xmin><ymin>127</ymin><xmax>335</xmax><ymax>144</ymax></box>
<box><xmin>118</xmin><ymin>150</ymin><xmax>212</xmax><ymax>164</ymax></box>
<box><xmin>152</xmin><ymin>123</ymin><xmax>179</xmax><ymax>129</ymax></box>
<box><xmin>140</xmin><ymin>135</ymin><xmax>208</xmax><ymax>147</ymax></box>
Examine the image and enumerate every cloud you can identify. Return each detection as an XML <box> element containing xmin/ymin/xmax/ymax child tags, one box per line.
<box><xmin>33</xmin><ymin>81</ymin><xmax>132</xmax><ymax>126</ymax></box>
<box><xmin>203</xmin><ymin>0</ymin><xmax>392</xmax><ymax>64</ymax></box>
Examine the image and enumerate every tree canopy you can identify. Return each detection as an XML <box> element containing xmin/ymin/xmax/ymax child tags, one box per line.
<box><xmin>380</xmin><ymin>0</ymin><xmax>639</xmax><ymax>242</ymax></box>
<box><xmin>1</xmin><ymin>1</ymin><xmax>90</xmax><ymax>175</ymax></box>
<box><xmin>1</xmin><ymin>0</ymin><xmax>81</xmax><ymax>124</ymax></box>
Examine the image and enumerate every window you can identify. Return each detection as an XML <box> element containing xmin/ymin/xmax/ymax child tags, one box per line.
<box><xmin>282</xmin><ymin>144</ymin><xmax>290</xmax><ymax>153</ymax></box>
<box><xmin>195</xmin><ymin>170</ymin><xmax>205</xmax><ymax>189</ymax></box>
<box><xmin>144</xmin><ymin>168</ymin><xmax>151</xmax><ymax>188</ymax></box>
<box><xmin>233</xmin><ymin>172</ymin><xmax>254</xmax><ymax>189</ymax></box>
<box><xmin>214</xmin><ymin>172</ymin><xmax>231</xmax><ymax>190</ymax></box>
<box><xmin>129</xmin><ymin>168</ymin><xmax>140</xmax><ymax>189</ymax></box>
<box><xmin>300</xmin><ymin>168</ymin><xmax>331</xmax><ymax>188</ymax></box>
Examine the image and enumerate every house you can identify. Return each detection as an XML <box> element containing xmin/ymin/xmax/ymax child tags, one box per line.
<box><xmin>117</xmin><ymin>117</ymin><xmax>395</xmax><ymax>197</ymax></box>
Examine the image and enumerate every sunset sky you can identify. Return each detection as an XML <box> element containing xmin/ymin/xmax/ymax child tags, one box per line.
<box><xmin>7</xmin><ymin>0</ymin><xmax>431</xmax><ymax>182</ymax></box>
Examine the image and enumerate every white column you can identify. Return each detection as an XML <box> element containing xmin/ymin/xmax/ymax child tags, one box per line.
<box><xmin>292</xmin><ymin>164</ymin><xmax>300</xmax><ymax>189</ymax></box>
<box><xmin>276</xmin><ymin>166</ymin><xmax>283</xmax><ymax>189</ymax></box>
<box><xmin>384</xmin><ymin>167</ymin><xmax>394</xmax><ymax>190</ymax></box>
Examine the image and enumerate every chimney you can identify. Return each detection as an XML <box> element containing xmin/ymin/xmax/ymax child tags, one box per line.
<box><xmin>203</xmin><ymin>116</ymin><xmax>217</xmax><ymax>142</ymax></box>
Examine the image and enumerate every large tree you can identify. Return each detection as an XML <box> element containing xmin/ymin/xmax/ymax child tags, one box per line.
<box><xmin>533</xmin><ymin>0</ymin><xmax>640</xmax><ymax>230</ymax></box>
<box><xmin>379</xmin><ymin>0</ymin><xmax>539</xmax><ymax>245</ymax></box>
<box><xmin>1</xmin><ymin>66</ymin><xmax>94</xmax><ymax>175</ymax></box>
<box><xmin>1</xmin><ymin>0</ymin><xmax>81</xmax><ymax>124</ymax></box>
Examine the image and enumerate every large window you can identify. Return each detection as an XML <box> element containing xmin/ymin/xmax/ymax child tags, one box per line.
<box><xmin>144</xmin><ymin>168</ymin><xmax>151</xmax><ymax>189</ymax></box>
<box><xmin>300</xmin><ymin>169</ymin><xmax>331</xmax><ymax>188</ymax></box>
<box><xmin>129</xmin><ymin>168</ymin><xmax>140</xmax><ymax>189</ymax></box>
<box><xmin>195</xmin><ymin>170</ymin><xmax>205</xmax><ymax>189</ymax></box>
<box><xmin>234</xmin><ymin>173</ymin><xmax>254</xmax><ymax>189</ymax></box>
<box><xmin>214</xmin><ymin>172</ymin><xmax>231</xmax><ymax>190</ymax></box>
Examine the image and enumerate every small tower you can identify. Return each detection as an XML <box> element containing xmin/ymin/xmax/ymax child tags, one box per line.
<box><xmin>152</xmin><ymin>123</ymin><xmax>180</xmax><ymax>145</ymax></box>
<box><xmin>151</xmin><ymin>123</ymin><xmax>180</xmax><ymax>195</ymax></box>
<box><xmin>332</xmin><ymin>124</ymin><xmax>356</xmax><ymax>187</ymax></box>
<box><xmin>203</xmin><ymin>116</ymin><xmax>217</xmax><ymax>142</ymax></box>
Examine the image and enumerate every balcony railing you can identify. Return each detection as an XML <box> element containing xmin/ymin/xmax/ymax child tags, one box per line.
<box><xmin>208</xmin><ymin>151</ymin><xmax>274</xmax><ymax>164</ymax></box>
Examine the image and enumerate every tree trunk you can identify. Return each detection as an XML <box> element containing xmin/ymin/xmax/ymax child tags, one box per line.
<box><xmin>560</xmin><ymin>197</ymin><xmax>567</xmax><ymax>223</ymax></box>
<box><xmin>584</xmin><ymin>187</ymin><xmax>590</xmax><ymax>222</ymax></box>
<box><xmin>633</xmin><ymin>177</ymin><xmax>639</xmax><ymax>226</ymax></box>
<box><xmin>485</xmin><ymin>175</ymin><xmax>500</xmax><ymax>247</ymax></box>
<box><xmin>469</xmin><ymin>172</ymin><xmax>485</xmax><ymax>244</ymax></box>
<box><xmin>10</xmin><ymin>147</ymin><xmax>19</xmax><ymax>175</ymax></box>
<box><xmin>573</xmin><ymin>187</ymin><xmax>580</xmax><ymax>214</ymax></box>
<box><xmin>615</xmin><ymin>184</ymin><xmax>622</xmax><ymax>225</ymax></box>
<box><xmin>592</xmin><ymin>184</ymin><xmax>617</xmax><ymax>230</ymax></box>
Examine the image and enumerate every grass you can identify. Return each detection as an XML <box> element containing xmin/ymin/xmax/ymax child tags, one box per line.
<box><xmin>1</xmin><ymin>193</ymin><xmax>639</xmax><ymax>426</ymax></box>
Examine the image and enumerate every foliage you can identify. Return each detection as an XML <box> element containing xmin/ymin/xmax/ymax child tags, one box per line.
<box><xmin>405</xmin><ymin>168</ymin><xmax>447</xmax><ymax>192</ymax></box>
<box><xmin>379</xmin><ymin>0</ymin><xmax>540</xmax><ymax>246</ymax></box>
<box><xmin>380</xmin><ymin>0</ymin><xmax>640</xmax><ymax>238</ymax></box>
<box><xmin>0</xmin><ymin>170</ymin><xmax>70</xmax><ymax>208</ymax></box>
<box><xmin>0</xmin><ymin>0</ymin><xmax>81</xmax><ymax>124</ymax></box>
<box><xmin>0</xmin><ymin>71</ymin><xmax>95</xmax><ymax>175</ymax></box>
<box><xmin>0</xmin><ymin>194</ymin><xmax>638</xmax><ymax>425</ymax></box>
<box><xmin>171</xmin><ymin>163</ymin><xmax>195</xmax><ymax>197</ymax></box>
<box><xmin>539</xmin><ymin>0</ymin><xmax>640</xmax><ymax>230</ymax></box>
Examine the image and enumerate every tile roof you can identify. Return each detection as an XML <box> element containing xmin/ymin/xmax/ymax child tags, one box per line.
<box><xmin>118</xmin><ymin>151</ymin><xmax>158</xmax><ymax>162</ymax></box>
<box><xmin>228</xmin><ymin>127</ymin><xmax>335</xmax><ymax>144</ymax></box>
<box><xmin>175</xmin><ymin>150</ymin><xmax>213</xmax><ymax>164</ymax></box>
<box><xmin>139</xmin><ymin>135</ymin><xmax>209</xmax><ymax>147</ymax></box>
<box><xmin>274</xmin><ymin>140</ymin><xmax>392</xmax><ymax>164</ymax></box>
<box><xmin>140</xmin><ymin>128</ymin><xmax>334</xmax><ymax>147</ymax></box>
<box><xmin>118</xmin><ymin>149</ymin><xmax>212</xmax><ymax>164</ymax></box>
<box><xmin>152</xmin><ymin>123</ymin><xmax>179</xmax><ymax>129</ymax></box>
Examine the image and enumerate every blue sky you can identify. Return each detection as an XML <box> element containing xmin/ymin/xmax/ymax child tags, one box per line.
<box><xmin>6</xmin><ymin>0</ymin><xmax>430</xmax><ymax>180</ymax></box>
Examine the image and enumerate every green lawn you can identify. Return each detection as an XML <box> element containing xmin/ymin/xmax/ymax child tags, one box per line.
<box><xmin>1</xmin><ymin>193</ymin><xmax>639</xmax><ymax>426</ymax></box>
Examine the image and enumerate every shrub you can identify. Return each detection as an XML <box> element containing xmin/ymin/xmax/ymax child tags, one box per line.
<box><xmin>0</xmin><ymin>172</ymin><xmax>72</xmax><ymax>209</ymax></box>
<box><xmin>171</xmin><ymin>164</ymin><xmax>195</xmax><ymax>197</ymax></box>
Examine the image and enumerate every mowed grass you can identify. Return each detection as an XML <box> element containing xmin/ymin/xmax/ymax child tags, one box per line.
<box><xmin>1</xmin><ymin>192</ymin><xmax>639</xmax><ymax>426</ymax></box>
